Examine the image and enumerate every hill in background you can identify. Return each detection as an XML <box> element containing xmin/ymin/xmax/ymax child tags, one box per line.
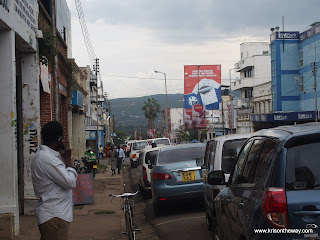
<box><xmin>109</xmin><ymin>94</ymin><xmax>184</xmax><ymax>136</ymax></box>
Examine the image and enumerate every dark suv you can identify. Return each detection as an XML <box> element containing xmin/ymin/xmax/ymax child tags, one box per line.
<box><xmin>210</xmin><ymin>123</ymin><xmax>320</xmax><ymax>240</ymax></box>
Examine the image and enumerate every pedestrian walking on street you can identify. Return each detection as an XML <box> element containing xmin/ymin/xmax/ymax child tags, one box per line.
<box><xmin>110</xmin><ymin>146</ymin><xmax>117</xmax><ymax>175</ymax></box>
<box><xmin>116</xmin><ymin>145</ymin><xmax>125</xmax><ymax>174</ymax></box>
<box><xmin>98</xmin><ymin>144</ymin><xmax>104</xmax><ymax>159</ymax></box>
<box><xmin>31</xmin><ymin>121</ymin><xmax>78</xmax><ymax>240</ymax></box>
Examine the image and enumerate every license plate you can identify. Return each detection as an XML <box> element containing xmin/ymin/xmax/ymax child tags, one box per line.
<box><xmin>93</xmin><ymin>165</ymin><xmax>98</xmax><ymax>169</ymax></box>
<box><xmin>182</xmin><ymin>171</ymin><xmax>196</xmax><ymax>182</ymax></box>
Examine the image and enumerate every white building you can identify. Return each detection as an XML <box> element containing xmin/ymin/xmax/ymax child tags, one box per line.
<box><xmin>233</xmin><ymin>42</ymin><xmax>271</xmax><ymax>133</ymax></box>
<box><xmin>169</xmin><ymin>108</ymin><xmax>184</xmax><ymax>143</ymax></box>
<box><xmin>0</xmin><ymin>0</ymin><xmax>40</xmax><ymax>237</ymax></box>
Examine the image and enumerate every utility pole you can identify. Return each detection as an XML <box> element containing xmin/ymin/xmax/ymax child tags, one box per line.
<box><xmin>312</xmin><ymin>62</ymin><xmax>318</xmax><ymax>122</ymax></box>
<box><xmin>94</xmin><ymin>58</ymin><xmax>100</xmax><ymax>163</ymax></box>
<box><xmin>52</xmin><ymin>0</ymin><xmax>60</xmax><ymax>121</ymax></box>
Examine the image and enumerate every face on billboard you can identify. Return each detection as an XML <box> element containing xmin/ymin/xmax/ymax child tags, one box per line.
<box><xmin>184</xmin><ymin>65</ymin><xmax>221</xmax><ymax>110</ymax></box>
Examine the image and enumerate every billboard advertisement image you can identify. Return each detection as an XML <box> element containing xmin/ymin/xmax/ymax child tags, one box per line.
<box><xmin>184</xmin><ymin>65</ymin><xmax>221</xmax><ymax>110</ymax></box>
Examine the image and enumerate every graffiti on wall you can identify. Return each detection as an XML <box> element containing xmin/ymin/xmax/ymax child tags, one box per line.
<box><xmin>24</xmin><ymin>122</ymin><xmax>38</xmax><ymax>154</ymax></box>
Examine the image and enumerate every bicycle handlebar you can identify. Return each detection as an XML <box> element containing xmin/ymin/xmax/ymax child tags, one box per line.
<box><xmin>109</xmin><ymin>191</ymin><xmax>139</xmax><ymax>198</ymax></box>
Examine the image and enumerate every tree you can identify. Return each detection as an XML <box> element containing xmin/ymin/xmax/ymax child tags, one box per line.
<box><xmin>142</xmin><ymin>98</ymin><xmax>161</xmax><ymax>129</ymax></box>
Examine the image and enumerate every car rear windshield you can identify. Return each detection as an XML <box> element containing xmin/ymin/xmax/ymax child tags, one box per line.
<box><xmin>286</xmin><ymin>141</ymin><xmax>320</xmax><ymax>191</ymax></box>
<box><xmin>154</xmin><ymin>139</ymin><xmax>170</xmax><ymax>145</ymax></box>
<box><xmin>132</xmin><ymin>141</ymin><xmax>148</xmax><ymax>150</ymax></box>
<box><xmin>222</xmin><ymin>139</ymin><xmax>247</xmax><ymax>174</ymax></box>
<box><xmin>158</xmin><ymin>146</ymin><xmax>205</xmax><ymax>164</ymax></box>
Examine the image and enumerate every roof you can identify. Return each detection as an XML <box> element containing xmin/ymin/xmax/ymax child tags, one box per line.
<box><xmin>253</xmin><ymin>122</ymin><xmax>320</xmax><ymax>140</ymax></box>
<box><xmin>159</xmin><ymin>143</ymin><xmax>205</xmax><ymax>152</ymax></box>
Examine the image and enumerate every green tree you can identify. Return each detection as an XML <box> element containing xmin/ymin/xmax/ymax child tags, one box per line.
<box><xmin>142</xmin><ymin>98</ymin><xmax>161</xmax><ymax>129</ymax></box>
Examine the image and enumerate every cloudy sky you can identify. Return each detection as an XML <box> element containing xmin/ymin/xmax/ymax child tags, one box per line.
<box><xmin>66</xmin><ymin>0</ymin><xmax>320</xmax><ymax>99</ymax></box>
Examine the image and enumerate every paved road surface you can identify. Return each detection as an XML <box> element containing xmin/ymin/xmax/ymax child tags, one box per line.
<box><xmin>124</xmin><ymin>157</ymin><xmax>212</xmax><ymax>240</ymax></box>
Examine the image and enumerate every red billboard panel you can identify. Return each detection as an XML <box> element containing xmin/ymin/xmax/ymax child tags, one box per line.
<box><xmin>184</xmin><ymin>65</ymin><xmax>221</xmax><ymax>110</ymax></box>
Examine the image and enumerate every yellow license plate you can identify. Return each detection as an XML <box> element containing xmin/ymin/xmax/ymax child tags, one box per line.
<box><xmin>182</xmin><ymin>171</ymin><xmax>196</xmax><ymax>182</ymax></box>
<box><xmin>93</xmin><ymin>165</ymin><xmax>98</xmax><ymax>169</ymax></box>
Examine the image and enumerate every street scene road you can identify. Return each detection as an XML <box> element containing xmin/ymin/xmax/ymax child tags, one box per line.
<box><xmin>123</xmin><ymin>157</ymin><xmax>212</xmax><ymax>240</ymax></box>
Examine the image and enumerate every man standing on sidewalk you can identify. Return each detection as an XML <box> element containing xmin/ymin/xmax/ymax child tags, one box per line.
<box><xmin>31</xmin><ymin>121</ymin><xmax>78</xmax><ymax>240</ymax></box>
<box><xmin>116</xmin><ymin>145</ymin><xmax>125</xmax><ymax>174</ymax></box>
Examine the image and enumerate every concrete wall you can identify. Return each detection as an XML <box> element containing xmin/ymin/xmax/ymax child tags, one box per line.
<box><xmin>240</xmin><ymin>42</ymin><xmax>270</xmax><ymax>59</ymax></box>
<box><xmin>21</xmin><ymin>53</ymin><xmax>41</xmax><ymax>215</ymax></box>
<box><xmin>0</xmin><ymin>30</ymin><xmax>20</xmax><ymax>236</ymax></box>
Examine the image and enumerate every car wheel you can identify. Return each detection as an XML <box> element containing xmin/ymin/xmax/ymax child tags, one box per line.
<box><xmin>212</xmin><ymin>218</ymin><xmax>219</xmax><ymax>240</ymax></box>
<box><xmin>138</xmin><ymin>184</ymin><xmax>146</xmax><ymax>200</ymax></box>
<box><xmin>153</xmin><ymin>201</ymin><xmax>160</xmax><ymax>217</ymax></box>
<box><xmin>206</xmin><ymin>211</ymin><xmax>213</xmax><ymax>231</ymax></box>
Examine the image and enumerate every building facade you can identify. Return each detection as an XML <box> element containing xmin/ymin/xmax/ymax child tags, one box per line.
<box><xmin>233</xmin><ymin>42</ymin><xmax>271</xmax><ymax>133</ymax></box>
<box><xmin>250</xmin><ymin>23</ymin><xmax>320</xmax><ymax>130</ymax></box>
<box><xmin>0</xmin><ymin>0</ymin><xmax>40</xmax><ymax>236</ymax></box>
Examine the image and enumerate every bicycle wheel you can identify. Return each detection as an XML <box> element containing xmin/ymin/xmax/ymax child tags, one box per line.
<box><xmin>125</xmin><ymin>211</ymin><xmax>134</xmax><ymax>240</ymax></box>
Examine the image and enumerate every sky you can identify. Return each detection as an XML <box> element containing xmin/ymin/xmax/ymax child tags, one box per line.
<box><xmin>66</xmin><ymin>0</ymin><xmax>320</xmax><ymax>99</ymax></box>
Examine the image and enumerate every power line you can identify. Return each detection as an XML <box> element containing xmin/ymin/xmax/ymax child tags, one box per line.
<box><xmin>74</xmin><ymin>0</ymin><xmax>96</xmax><ymax>65</ymax></box>
<box><xmin>282</xmin><ymin>75</ymin><xmax>313</xmax><ymax>96</ymax></box>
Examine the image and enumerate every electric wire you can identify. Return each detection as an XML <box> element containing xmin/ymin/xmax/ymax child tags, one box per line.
<box><xmin>74</xmin><ymin>0</ymin><xmax>97</xmax><ymax>65</ymax></box>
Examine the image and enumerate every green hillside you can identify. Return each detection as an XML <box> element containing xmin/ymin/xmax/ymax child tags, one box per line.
<box><xmin>109</xmin><ymin>94</ymin><xmax>184</xmax><ymax>136</ymax></box>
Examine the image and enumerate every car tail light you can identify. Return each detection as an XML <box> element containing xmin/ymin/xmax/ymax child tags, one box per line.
<box><xmin>262</xmin><ymin>187</ymin><xmax>289</xmax><ymax>229</ymax></box>
<box><xmin>143</xmin><ymin>166</ymin><xmax>147</xmax><ymax>180</ymax></box>
<box><xmin>153</xmin><ymin>172</ymin><xmax>172</xmax><ymax>181</ymax></box>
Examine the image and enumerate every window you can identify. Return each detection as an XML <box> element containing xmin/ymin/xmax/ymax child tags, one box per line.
<box><xmin>205</xmin><ymin>141</ymin><xmax>217</xmax><ymax>169</ymax></box>
<box><xmin>253</xmin><ymin>139</ymin><xmax>276</xmax><ymax>186</ymax></box>
<box><xmin>241</xmin><ymin>139</ymin><xmax>264</xmax><ymax>183</ymax></box>
<box><xmin>222</xmin><ymin>138</ymin><xmax>248</xmax><ymax>174</ymax></box>
<box><xmin>299</xmin><ymin>50</ymin><xmax>303</xmax><ymax>67</ymax></box>
<box><xmin>286</xmin><ymin>141</ymin><xmax>320</xmax><ymax>191</ymax></box>
<box><xmin>145</xmin><ymin>150</ymin><xmax>158</xmax><ymax>165</ymax></box>
<box><xmin>158</xmin><ymin>146</ymin><xmax>205</xmax><ymax>164</ymax></box>
<box><xmin>231</xmin><ymin>140</ymin><xmax>252</xmax><ymax>185</ymax></box>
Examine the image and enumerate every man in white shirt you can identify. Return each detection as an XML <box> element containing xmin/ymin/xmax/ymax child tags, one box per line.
<box><xmin>31</xmin><ymin>121</ymin><xmax>78</xmax><ymax>240</ymax></box>
<box><xmin>116</xmin><ymin>145</ymin><xmax>125</xmax><ymax>174</ymax></box>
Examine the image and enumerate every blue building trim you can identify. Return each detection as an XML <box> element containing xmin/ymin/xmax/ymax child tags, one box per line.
<box><xmin>250</xmin><ymin>111</ymin><xmax>317</xmax><ymax>122</ymax></box>
<box><xmin>276</xmin><ymin>42</ymin><xmax>282</xmax><ymax>111</ymax></box>
<box><xmin>281</xmin><ymin>96</ymin><xmax>300</xmax><ymax>101</ymax></box>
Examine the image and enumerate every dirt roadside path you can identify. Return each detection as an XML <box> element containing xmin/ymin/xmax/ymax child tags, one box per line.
<box><xmin>14</xmin><ymin>158</ymin><xmax>159</xmax><ymax>240</ymax></box>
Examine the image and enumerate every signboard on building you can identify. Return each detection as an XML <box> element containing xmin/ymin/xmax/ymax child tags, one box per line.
<box><xmin>250</xmin><ymin>111</ymin><xmax>317</xmax><ymax>122</ymax></box>
<box><xmin>184</xmin><ymin>65</ymin><xmax>221</xmax><ymax>110</ymax></box>
<box><xmin>73</xmin><ymin>173</ymin><xmax>94</xmax><ymax>205</ymax></box>
<box><xmin>270</xmin><ymin>31</ymin><xmax>300</xmax><ymax>42</ymax></box>
<box><xmin>85</xmin><ymin>131</ymin><xmax>96</xmax><ymax>140</ymax></box>
<box><xmin>40</xmin><ymin>64</ymin><xmax>51</xmax><ymax>94</ymax></box>
<box><xmin>1</xmin><ymin>0</ymin><xmax>38</xmax><ymax>51</ymax></box>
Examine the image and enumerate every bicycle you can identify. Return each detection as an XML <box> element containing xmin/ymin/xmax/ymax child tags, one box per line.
<box><xmin>109</xmin><ymin>191</ymin><xmax>141</xmax><ymax>240</ymax></box>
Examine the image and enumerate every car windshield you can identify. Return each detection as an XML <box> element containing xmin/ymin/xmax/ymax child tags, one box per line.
<box><xmin>286</xmin><ymin>141</ymin><xmax>320</xmax><ymax>191</ymax></box>
<box><xmin>158</xmin><ymin>146</ymin><xmax>205</xmax><ymax>164</ymax></box>
<box><xmin>222</xmin><ymin>139</ymin><xmax>247</xmax><ymax>174</ymax></box>
<box><xmin>132</xmin><ymin>141</ymin><xmax>148</xmax><ymax>150</ymax></box>
<box><xmin>154</xmin><ymin>139</ymin><xmax>170</xmax><ymax>145</ymax></box>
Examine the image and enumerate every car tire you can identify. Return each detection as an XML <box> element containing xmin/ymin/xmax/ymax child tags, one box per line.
<box><xmin>153</xmin><ymin>201</ymin><xmax>160</xmax><ymax>217</ymax></box>
<box><xmin>138</xmin><ymin>184</ymin><xmax>147</xmax><ymax>200</ymax></box>
<box><xmin>206</xmin><ymin>211</ymin><xmax>213</xmax><ymax>231</ymax></box>
<box><xmin>212</xmin><ymin>218</ymin><xmax>219</xmax><ymax>240</ymax></box>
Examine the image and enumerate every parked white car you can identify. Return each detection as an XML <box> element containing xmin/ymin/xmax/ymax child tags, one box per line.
<box><xmin>147</xmin><ymin>138</ymin><xmax>171</xmax><ymax>147</ymax></box>
<box><xmin>136</xmin><ymin>146</ymin><xmax>166</xmax><ymax>198</ymax></box>
<box><xmin>129</xmin><ymin>140</ymin><xmax>149</xmax><ymax>168</ymax></box>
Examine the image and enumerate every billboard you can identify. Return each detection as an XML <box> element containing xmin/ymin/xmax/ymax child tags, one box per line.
<box><xmin>184</xmin><ymin>65</ymin><xmax>221</xmax><ymax>110</ymax></box>
<box><xmin>184</xmin><ymin>106</ymin><xmax>206</xmax><ymax>129</ymax></box>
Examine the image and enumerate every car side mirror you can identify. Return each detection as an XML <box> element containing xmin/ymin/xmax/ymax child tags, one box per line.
<box><xmin>208</xmin><ymin>170</ymin><xmax>226</xmax><ymax>185</ymax></box>
<box><xmin>196</xmin><ymin>157</ymin><xmax>204</xmax><ymax>167</ymax></box>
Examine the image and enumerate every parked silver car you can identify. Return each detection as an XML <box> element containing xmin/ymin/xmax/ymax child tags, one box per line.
<box><xmin>150</xmin><ymin>143</ymin><xmax>206</xmax><ymax>216</ymax></box>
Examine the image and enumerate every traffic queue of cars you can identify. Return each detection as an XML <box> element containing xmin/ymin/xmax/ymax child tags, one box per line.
<box><xmin>198</xmin><ymin>122</ymin><xmax>320</xmax><ymax>240</ymax></box>
<box><xmin>132</xmin><ymin>123</ymin><xmax>320</xmax><ymax>240</ymax></box>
